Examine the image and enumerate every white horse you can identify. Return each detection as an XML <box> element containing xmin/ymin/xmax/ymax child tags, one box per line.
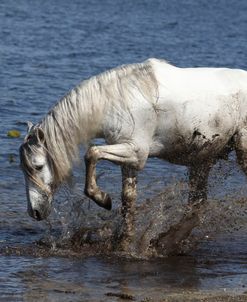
<box><xmin>20</xmin><ymin>58</ymin><xmax>247</xmax><ymax>248</ymax></box>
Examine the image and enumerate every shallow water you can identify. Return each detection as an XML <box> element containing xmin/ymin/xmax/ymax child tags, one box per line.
<box><xmin>1</xmin><ymin>0</ymin><xmax>247</xmax><ymax>300</ymax></box>
<box><xmin>1</xmin><ymin>232</ymin><xmax>247</xmax><ymax>301</ymax></box>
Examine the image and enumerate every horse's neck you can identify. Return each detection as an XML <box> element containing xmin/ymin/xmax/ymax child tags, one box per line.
<box><xmin>75</xmin><ymin>84</ymin><xmax>107</xmax><ymax>141</ymax></box>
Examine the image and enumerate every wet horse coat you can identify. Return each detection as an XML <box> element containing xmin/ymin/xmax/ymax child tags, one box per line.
<box><xmin>20</xmin><ymin>59</ymin><xmax>247</xmax><ymax>248</ymax></box>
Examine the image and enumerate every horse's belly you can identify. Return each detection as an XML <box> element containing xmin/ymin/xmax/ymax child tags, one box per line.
<box><xmin>150</xmin><ymin>126</ymin><xmax>234</xmax><ymax>165</ymax></box>
<box><xmin>150</xmin><ymin>92</ymin><xmax>240</xmax><ymax>164</ymax></box>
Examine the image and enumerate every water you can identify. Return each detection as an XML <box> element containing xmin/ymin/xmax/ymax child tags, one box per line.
<box><xmin>1</xmin><ymin>0</ymin><xmax>247</xmax><ymax>300</ymax></box>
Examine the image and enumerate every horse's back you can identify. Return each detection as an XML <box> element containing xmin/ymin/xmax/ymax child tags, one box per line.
<box><xmin>149</xmin><ymin>58</ymin><xmax>247</xmax><ymax>98</ymax></box>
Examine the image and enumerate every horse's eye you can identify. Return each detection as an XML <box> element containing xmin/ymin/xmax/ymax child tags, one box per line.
<box><xmin>35</xmin><ymin>165</ymin><xmax>43</xmax><ymax>171</ymax></box>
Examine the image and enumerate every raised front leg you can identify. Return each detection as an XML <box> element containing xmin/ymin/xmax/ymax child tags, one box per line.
<box><xmin>84</xmin><ymin>147</ymin><xmax>112</xmax><ymax>210</ymax></box>
<box><xmin>84</xmin><ymin>143</ymin><xmax>147</xmax><ymax>210</ymax></box>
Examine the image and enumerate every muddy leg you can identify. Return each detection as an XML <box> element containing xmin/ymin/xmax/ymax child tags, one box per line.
<box><xmin>84</xmin><ymin>148</ymin><xmax>112</xmax><ymax>210</ymax></box>
<box><xmin>235</xmin><ymin>129</ymin><xmax>247</xmax><ymax>175</ymax></box>
<box><xmin>188</xmin><ymin>163</ymin><xmax>212</xmax><ymax>208</ymax></box>
<box><xmin>119</xmin><ymin>166</ymin><xmax>137</xmax><ymax>251</ymax></box>
<box><xmin>152</xmin><ymin>163</ymin><xmax>212</xmax><ymax>255</ymax></box>
<box><xmin>182</xmin><ymin>163</ymin><xmax>212</xmax><ymax>232</ymax></box>
<box><xmin>84</xmin><ymin>143</ymin><xmax>147</xmax><ymax>210</ymax></box>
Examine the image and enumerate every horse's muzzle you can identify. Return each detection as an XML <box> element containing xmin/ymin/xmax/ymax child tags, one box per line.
<box><xmin>33</xmin><ymin>209</ymin><xmax>42</xmax><ymax>221</ymax></box>
<box><xmin>28</xmin><ymin>206</ymin><xmax>51</xmax><ymax>221</ymax></box>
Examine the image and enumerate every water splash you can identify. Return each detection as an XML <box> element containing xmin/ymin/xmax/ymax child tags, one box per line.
<box><xmin>35</xmin><ymin>186</ymin><xmax>233</xmax><ymax>258</ymax></box>
<box><xmin>34</xmin><ymin>157</ymin><xmax>247</xmax><ymax>259</ymax></box>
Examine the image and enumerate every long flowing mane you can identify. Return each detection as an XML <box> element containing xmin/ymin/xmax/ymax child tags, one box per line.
<box><xmin>37</xmin><ymin>59</ymin><xmax>159</xmax><ymax>185</ymax></box>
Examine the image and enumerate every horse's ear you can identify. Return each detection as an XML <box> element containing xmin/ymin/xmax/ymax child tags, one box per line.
<box><xmin>27</xmin><ymin>121</ymin><xmax>34</xmax><ymax>133</ymax></box>
<box><xmin>24</xmin><ymin>125</ymin><xmax>45</xmax><ymax>145</ymax></box>
<box><xmin>36</xmin><ymin>127</ymin><xmax>45</xmax><ymax>144</ymax></box>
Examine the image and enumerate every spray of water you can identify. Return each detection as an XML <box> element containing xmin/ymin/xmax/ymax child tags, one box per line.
<box><xmin>38</xmin><ymin>183</ymin><xmax>200</xmax><ymax>258</ymax></box>
<box><xmin>37</xmin><ymin>156</ymin><xmax>247</xmax><ymax>259</ymax></box>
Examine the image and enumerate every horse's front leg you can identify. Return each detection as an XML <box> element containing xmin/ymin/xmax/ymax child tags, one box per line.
<box><xmin>84</xmin><ymin>143</ymin><xmax>146</xmax><ymax>210</ymax></box>
<box><xmin>84</xmin><ymin>147</ymin><xmax>112</xmax><ymax>210</ymax></box>
<box><xmin>120</xmin><ymin>166</ymin><xmax>137</xmax><ymax>249</ymax></box>
<box><xmin>84</xmin><ymin>143</ymin><xmax>146</xmax><ymax>249</ymax></box>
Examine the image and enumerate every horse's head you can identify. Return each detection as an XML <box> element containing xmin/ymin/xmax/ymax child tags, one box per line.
<box><xmin>19</xmin><ymin>122</ymin><xmax>55</xmax><ymax>221</ymax></box>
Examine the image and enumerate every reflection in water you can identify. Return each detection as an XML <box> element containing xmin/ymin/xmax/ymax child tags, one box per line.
<box><xmin>8</xmin><ymin>244</ymin><xmax>247</xmax><ymax>302</ymax></box>
<box><xmin>5</xmin><ymin>258</ymin><xmax>199</xmax><ymax>301</ymax></box>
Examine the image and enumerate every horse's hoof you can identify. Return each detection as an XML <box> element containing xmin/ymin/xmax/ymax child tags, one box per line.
<box><xmin>93</xmin><ymin>192</ymin><xmax>112</xmax><ymax>211</ymax></box>
<box><xmin>84</xmin><ymin>187</ymin><xmax>112</xmax><ymax>210</ymax></box>
<box><xmin>102</xmin><ymin>193</ymin><xmax>112</xmax><ymax>211</ymax></box>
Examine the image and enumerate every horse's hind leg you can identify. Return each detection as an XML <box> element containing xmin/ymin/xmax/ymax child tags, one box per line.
<box><xmin>151</xmin><ymin>162</ymin><xmax>212</xmax><ymax>255</ymax></box>
<box><xmin>234</xmin><ymin>129</ymin><xmax>247</xmax><ymax>175</ymax></box>
<box><xmin>188</xmin><ymin>163</ymin><xmax>212</xmax><ymax>207</ymax></box>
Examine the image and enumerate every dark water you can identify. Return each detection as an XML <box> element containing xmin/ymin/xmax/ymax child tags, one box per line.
<box><xmin>1</xmin><ymin>0</ymin><xmax>247</xmax><ymax>300</ymax></box>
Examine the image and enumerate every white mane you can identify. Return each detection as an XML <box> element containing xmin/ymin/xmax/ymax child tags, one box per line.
<box><xmin>39</xmin><ymin>59</ymin><xmax>159</xmax><ymax>185</ymax></box>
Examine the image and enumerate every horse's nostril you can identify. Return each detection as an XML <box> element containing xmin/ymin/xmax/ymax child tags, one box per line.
<box><xmin>33</xmin><ymin>209</ymin><xmax>42</xmax><ymax>221</ymax></box>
